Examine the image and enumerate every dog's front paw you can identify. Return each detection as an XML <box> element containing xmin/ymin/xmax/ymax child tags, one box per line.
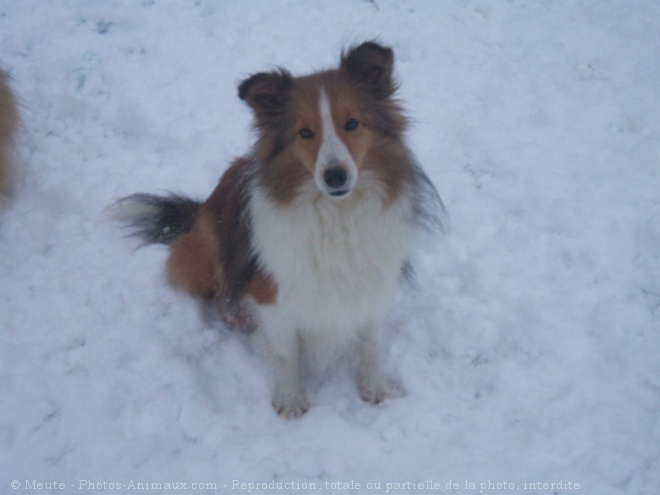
<box><xmin>358</xmin><ymin>377</ymin><xmax>402</xmax><ymax>405</ymax></box>
<box><xmin>272</xmin><ymin>391</ymin><xmax>310</xmax><ymax>419</ymax></box>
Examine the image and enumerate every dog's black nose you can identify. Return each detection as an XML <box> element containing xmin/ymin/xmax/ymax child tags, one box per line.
<box><xmin>324</xmin><ymin>166</ymin><xmax>348</xmax><ymax>188</ymax></box>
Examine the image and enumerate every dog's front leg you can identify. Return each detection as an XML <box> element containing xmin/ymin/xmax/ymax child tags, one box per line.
<box><xmin>264</xmin><ymin>323</ymin><xmax>309</xmax><ymax>418</ymax></box>
<box><xmin>356</xmin><ymin>322</ymin><xmax>400</xmax><ymax>404</ymax></box>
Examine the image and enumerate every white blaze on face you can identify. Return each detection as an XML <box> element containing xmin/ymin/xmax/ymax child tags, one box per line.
<box><xmin>314</xmin><ymin>89</ymin><xmax>358</xmax><ymax>199</ymax></box>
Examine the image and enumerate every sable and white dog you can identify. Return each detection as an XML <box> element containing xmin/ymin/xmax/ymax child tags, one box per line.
<box><xmin>0</xmin><ymin>69</ymin><xmax>19</xmax><ymax>208</ymax></box>
<box><xmin>115</xmin><ymin>41</ymin><xmax>444</xmax><ymax>417</ymax></box>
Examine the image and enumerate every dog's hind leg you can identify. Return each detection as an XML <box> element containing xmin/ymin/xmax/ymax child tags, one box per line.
<box><xmin>167</xmin><ymin>209</ymin><xmax>220</xmax><ymax>299</ymax></box>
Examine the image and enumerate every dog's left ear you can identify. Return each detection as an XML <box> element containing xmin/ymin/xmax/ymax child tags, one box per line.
<box><xmin>340</xmin><ymin>41</ymin><xmax>396</xmax><ymax>98</ymax></box>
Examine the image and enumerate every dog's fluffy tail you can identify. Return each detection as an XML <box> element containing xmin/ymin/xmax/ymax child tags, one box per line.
<box><xmin>110</xmin><ymin>193</ymin><xmax>202</xmax><ymax>246</ymax></box>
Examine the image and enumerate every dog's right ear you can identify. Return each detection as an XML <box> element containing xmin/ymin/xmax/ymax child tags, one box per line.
<box><xmin>238</xmin><ymin>69</ymin><xmax>292</xmax><ymax>116</ymax></box>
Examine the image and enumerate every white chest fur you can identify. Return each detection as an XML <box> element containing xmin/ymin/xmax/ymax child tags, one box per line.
<box><xmin>249</xmin><ymin>181</ymin><xmax>415</xmax><ymax>343</ymax></box>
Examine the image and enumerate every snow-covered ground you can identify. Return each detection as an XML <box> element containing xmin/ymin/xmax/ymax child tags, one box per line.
<box><xmin>1</xmin><ymin>1</ymin><xmax>659</xmax><ymax>494</ymax></box>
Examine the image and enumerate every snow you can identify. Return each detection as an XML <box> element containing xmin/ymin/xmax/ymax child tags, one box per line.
<box><xmin>1</xmin><ymin>1</ymin><xmax>659</xmax><ymax>494</ymax></box>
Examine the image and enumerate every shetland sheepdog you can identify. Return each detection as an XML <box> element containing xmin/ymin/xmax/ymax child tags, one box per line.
<box><xmin>0</xmin><ymin>69</ymin><xmax>19</xmax><ymax>207</ymax></box>
<box><xmin>114</xmin><ymin>41</ymin><xmax>444</xmax><ymax>418</ymax></box>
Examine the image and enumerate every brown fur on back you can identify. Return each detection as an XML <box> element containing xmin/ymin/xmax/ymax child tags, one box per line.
<box><xmin>0</xmin><ymin>69</ymin><xmax>19</xmax><ymax>204</ymax></box>
<box><xmin>167</xmin><ymin>157</ymin><xmax>277</xmax><ymax>329</ymax></box>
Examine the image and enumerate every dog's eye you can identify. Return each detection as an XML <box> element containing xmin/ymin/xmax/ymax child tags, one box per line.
<box><xmin>344</xmin><ymin>119</ymin><xmax>359</xmax><ymax>131</ymax></box>
<box><xmin>299</xmin><ymin>128</ymin><xmax>315</xmax><ymax>139</ymax></box>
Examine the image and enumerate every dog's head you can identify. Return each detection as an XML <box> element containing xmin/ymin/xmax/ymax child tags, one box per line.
<box><xmin>238</xmin><ymin>42</ymin><xmax>407</xmax><ymax>203</ymax></box>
